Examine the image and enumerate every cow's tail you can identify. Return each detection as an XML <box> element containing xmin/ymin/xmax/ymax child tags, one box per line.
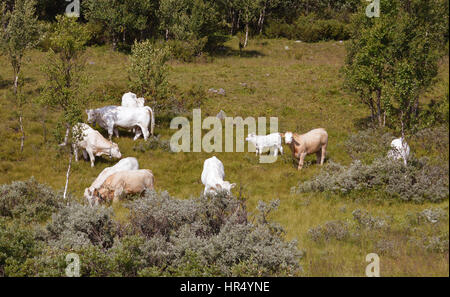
<box><xmin>144</xmin><ymin>106</ymin><xmax>155</xmax><ymax>135</ymax></box>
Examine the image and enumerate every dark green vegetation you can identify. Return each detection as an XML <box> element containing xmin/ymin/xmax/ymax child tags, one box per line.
<box><xmin>0</xmin><ymin>0</ymin><xmax>449</xmax><ymax>276</ymax></box>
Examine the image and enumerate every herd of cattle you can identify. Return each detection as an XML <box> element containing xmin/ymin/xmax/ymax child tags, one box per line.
<box><xmin>74</xmin><ymin>92</ymin><xmax>411</xmax><ymax>206</ymax></box>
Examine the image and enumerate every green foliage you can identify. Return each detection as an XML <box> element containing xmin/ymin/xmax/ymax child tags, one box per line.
<box><xmin>344</xmin><ymin>0</ymin><xmax>448</xmax><ymax>130</ymax></box>
<box><xmin>0</xmin><ymin>178</ymin><xmax>62</xmax><ymax>223</ymax></box>
<box><xmin>0</xmin><ymin>218</ymin><xmax>42</xmax><ymax>277</ymax></box>
<box><xmin>128</xmin><ymin>40</ymin><xmax>170</xmax><ymax>107</ymax></box>
<box><xmin>0</xmin><ymin>0</ymin><xmax>40</xmax><ymax>82</ymax></box>
<box><xmin>83</xmin><ymin>0</ymin><xmax>158</xmax><ymax>49</ymax></box>
<box><xmin>295</xmin><ymin>157</ymin><xmax>449</xmax><ymax>203</ymax></box>
<box><xmin>265</xmin><ymin>15</ymin><xmax>350</xmax><ymax>42</ymax></box>
<box><xmin>39</xmin><ymin>15</ymin><xmax>90</xmax><ymax>134</ymax></box>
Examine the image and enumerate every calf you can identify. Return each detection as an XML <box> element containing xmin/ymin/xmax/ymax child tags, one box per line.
<box><xmin>246</xmin><ymin>132</ymin><xmax>283</xmax><ymax>156</ymax></box>
<box><xmin>72</xmin><ymin>123</ymin><xmax>121</xmax><ymax>167</ymax></box>
<box><xmin>86</xmin><ymin>105</ymin><xmax>155</xmax><ymax>141</ymax></box>
<box><xmin>201</xmin><ymin>156</ymin><xmax>236</xmax><ymax>195</ymax></box>
<box><xmin>84</xmin><ymin>157</ymin><xmax>139</xmax><ymax>206</ymax></box>
<box><xmin>284</xmin><ymin>128</ymin><xmax>328</xmax><ymax>170</ymax></box>
<box><xmin>387</xmin><ymin>137</ymin><xmax>410</xmax><ymax>166</ymax></box>
<box><xmin>94</xmin><ymin>169</ymin><xmax>155</xmax><ymax>204</ymax></box>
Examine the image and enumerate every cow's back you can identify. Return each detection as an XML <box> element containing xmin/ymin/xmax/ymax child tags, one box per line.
<box><xmin>201</xmin><ymin>157</ymin><xmax>225</xmax><ymax>185</ymax></box>
<box><xmin>90</xmin><ymin>157</ymin><xmax>139</xmax><ymax>189</ymax></box>
<box><xmin>299</xmin><ymin>128</ymin><xmax>328</xmax><ymax>153</ymax></box>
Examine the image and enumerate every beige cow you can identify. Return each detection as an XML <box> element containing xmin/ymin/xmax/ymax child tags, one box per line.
<box><xmin>72</xmin><ymin>123</ymin><xmax>121</xmax><ymax>167</ymax></box>
<box><xmin>283</xmin><ymin>128</ymin><xmax>328</xmax><ymax>170</ymax></box>
<box><xmin>94</xmin><ymin>169</ymin><xmax>155</xmax><ymax>204</ymax></box>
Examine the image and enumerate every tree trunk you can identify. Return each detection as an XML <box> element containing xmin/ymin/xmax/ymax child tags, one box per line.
<box><xmin>230</xmin><ymin>9</ymin><xmax>235</xmax><ymax>35</ymax></box>
<box><xmin>244</xmin><ymin>23</ymin><xmax>249</xmax><ymax>48</ymax></box>
<box><xmin>376</xmin><ymin>89</ymin><xmax>383</xmax><ymax>126</ymax></box>
<box><xmin>63</xmin><ymin>148</ymin><xmax>73</xmax><ymax>200</ymax></box>
<box><xmin>258</xmin><ymin>3</ymin><xmax>267</xmax><ymax>34</ymax></box>
<box><xmin>19</xmin><ymin>114</ymin><xmax>24</xmax><ymax>153</ymax></box>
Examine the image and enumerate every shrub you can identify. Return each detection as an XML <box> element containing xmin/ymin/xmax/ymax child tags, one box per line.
<box><xmin>0</xmin><ymin>178</ymin><xmax>62</xmax><ymax>223</ymax></box>
<box><xmin>123</xmin><ymin>191</ymin><xmax>302</xmax><ymax>276</ymax></box>
<box><xmin>308</xmin><ymin>220</ymin><xmax>350</xmax><ymax>242</ymax></box>
<box><xmin>128</xmin><ymin>40</ymin><xmax>170</xmax><ymax>107</ymax></box>
<box><xmin>0</xmin><ymin>219</ymin><xmax>42</xmax><ymax>277</ymax></box>
<box><xmin>45</xmin><ymin>203</ymin><xmax>116</xmax><ymax>250</ymax></box>
<box><xmin>294</xmin><ymin>157</ymin><xmax>449</xmax><ymax>203</ymax></box>
<box><xmin>264</xmin><ymin>15</ymin><xmax>350</xmax><ymax>42</ymax></box>
<box><xmin>344</xmin><ymin>128</ymin><xmax>394</xmax><ymax>161</ymax></box>
<box><xmin>167</xmin><ymin>37</ymin><xmax>208</xmax><ymax>62</ymax></box>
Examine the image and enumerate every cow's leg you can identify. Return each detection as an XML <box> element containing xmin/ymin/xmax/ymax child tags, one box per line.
<box><xmin>114</xmin><ymin>127</ymin><xmax>119</xmax><ymax>138</ymax></box>
<box><xmin>316</xmin><ymin>150</ymin><xmax>322</xmax><ymax>164</ymax></box>
<box><xmin>321</xmin><ymin>145</ymin><xmax>327</xmax><ymax>165</ymax></box>
<box><xmin>86</xmin><ymin>149</ymin><xmax>95</xmax><ymax>167</ymax></box>
<box><xmin>298</xmin><ymin>152</ymin><xmax>307</xmax><ymax>170</ymax></box>
<box><xmin>82</xmin><ymin>150</ymin><xmax>88</xmax><ymax>160</ymax></box>
<box><xmin>138</xmin><ymin>125</ymin><xmax>149</xmax><ymax>141</ymax></box>
<box><xmin>73</xmin><ymin>144</ymin><xmax>79</xmax><ymax>162</ymax></box>
<box><xmin>273</xmin><ymin>147</ymin><xmax>278</xmax><ymax>156</ymax></box>
<box><xmin>133</xmin><ymin>127</ymin><xmax>143</xmax><ymax>141</ymax></box>
<box><xmin>279</xmin><ymin>145</ymin><xmax>283</xmax><ymax>155</ymax></box>
<box><xmin>108</xmin><ymin>126</ymin><xmax>114</xmax><ymax>141</ymax></box>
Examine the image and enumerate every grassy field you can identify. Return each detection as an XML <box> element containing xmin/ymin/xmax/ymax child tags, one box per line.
<box><xmin>0</xmin><ymin>38</ymin><xmax>448</xmax><ymax>276</ymax></box>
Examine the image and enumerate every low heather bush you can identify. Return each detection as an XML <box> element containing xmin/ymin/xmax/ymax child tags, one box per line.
<box><xmin>308</xmin><ymin>220</ymin><xmax>350</xmax><ymax>242</ymax></box>
<box><xmin>0</xmin><ymin>178</ymin><xmax>62</xmax><ymax>223</ymax></box>
<box><xmin>295</xmin><ymin>157</ymin><xmax>449</xmax><ymax>203</ymax></box>
<box><xmin>45</xmin><ymin>204</ymin><xmax>116</xmax><ymax>250</ymax></box>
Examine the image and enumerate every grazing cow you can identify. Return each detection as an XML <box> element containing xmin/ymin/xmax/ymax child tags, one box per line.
<box><xmin>201</xmin><ymin>156</ymin><xmax>236</xmax><ymax>195</ymax></box>
<box><xmin>84</xmin><ymin>157</ymin><xmax>139</xmax><ymax>206</ymax></box>
<box><xmin>283</xmin><ymin>128</ymin><xmax>328</xmax><ymax>171</ymax></box>
<box><xmin>94</xmin><ymin>169</ymin><xmax>155</xmax><ymax>204</ymax></box>
<box><xmin>86</xmin><ymin>105</ymin><xmax>155</xmax><ymax>141</ymax></box>
<box><xmin>121</xmin><ymin>92</ymin><xmax>145</xmax><ymax>108</ymax></box>
<box><xmin>387</xmin><ymin>137</ymin><xmax>410</xmax><ymax>166</ymax></box>
<box><xmin>72</xmin><ymin>123</ymin><xmax>121</xmax><ymax>167</ymax></box>
<box><xmin>245</xmin><ymin>132</ymin><xmax>283</xmax><ymax>156</ymax></box>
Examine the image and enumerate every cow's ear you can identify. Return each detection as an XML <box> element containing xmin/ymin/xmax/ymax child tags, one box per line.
<box><xmin>230</xmin><ymin>183</ymin><xmax>236</xmax><ymax>189</ymax></box>
<box><xmin>215</xmin><ymin>183</ymin><xmax>222</xmax><ymax>190</ymax></box>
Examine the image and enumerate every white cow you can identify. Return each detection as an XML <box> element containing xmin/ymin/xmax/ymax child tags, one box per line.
<box><xmin>72</xmin><ymin>123</ymin><xmax>122</xmax><ymax>167</ymax></box>
<box><xmin>201</xmin><ymin>156</ymin><xmax>236</xmax><ymax>195</ymax></box>
<box><xmin>86</xmin><ymin>105</ymin><xmax>155</xmax><ymax>141</ymax></box>
<box><xmin>84</xmin><ymin>157</ymin><xmax>139</xmax><ymax>206</ymax></box>
<box><xmin>245</xmin><ymin>132</ymin><xmax>283</xmax><ymax>156</ymax></box>
<box><xmin>388</xmin><ymin>137</ymin><xmax>410</xmax><ymax>165</ymax></box>
<box><xmin>121</xmin><ymin>92</ymin><xmax>145</xmax><ymax>108</ymax></box>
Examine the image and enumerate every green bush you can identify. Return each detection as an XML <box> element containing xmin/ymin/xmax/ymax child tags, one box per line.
<box><xmin>294</xmin><ymin>157</ymin><xmax>449</xmax><ymax>203</ymax></box>
<box><xmin>0</xmin><ymin>178</ymin><xmax>62</xmax><ymax>223</ymax></box>
<box><xmin>265</xmin><ymin>15</ymin><xmax>350</xmax><ymax>42</ymax></box>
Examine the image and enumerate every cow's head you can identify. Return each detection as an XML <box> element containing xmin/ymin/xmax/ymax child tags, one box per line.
<box><xmin>284</xmin><ymin>132</ymin><xmax>293</xmax><ymax>144</ymax></box>
<box><xmin>84</xmin><ymin>187</ymin><xmax>97</xmax><ymax>206</ymax></box>
<box><xmin>109</xmin><ymin>143</ymin><xmax>122</xmax><ymax>159</ymax></box>
<box><xmin>215</xmin><ymin>181</ymin><xmax>236</xmax><ymax>195</ymax></box>
<box><xmin>86</xmin><ymin>109</ymin><xmax>96</xmax><ymax>124</ymax></box>
<box><xmin>245</xmin><ymin>133</ymin><xmax>256</xmax><ymax>142</ymax></box>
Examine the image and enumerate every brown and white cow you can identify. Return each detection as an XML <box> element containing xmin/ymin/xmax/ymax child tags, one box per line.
<box><xmin>72</xmin><ymin>123</ymin><xmax>121</xmax><ymax>167</ymax></box>
<box><xmin>93</xmin><ymin>169</ymin><xmax>155</xmax><ymax>204</ymax></box>
<box><xmin>282</xmin><ymin>128</ymin><xmax>328</xmax><ymax>170</ymax></box>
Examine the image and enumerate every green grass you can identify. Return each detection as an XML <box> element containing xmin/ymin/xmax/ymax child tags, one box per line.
<box><xmin>0</xmin><ymin>37</ymin><xmax>448</xmax><ymax>276</ymax></box>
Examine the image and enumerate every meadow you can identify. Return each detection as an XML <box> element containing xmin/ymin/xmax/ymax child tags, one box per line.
<box><xmin>0</xmin><ymin>38</ymin><xmax>448</xmax><ymax>276</ymax></box>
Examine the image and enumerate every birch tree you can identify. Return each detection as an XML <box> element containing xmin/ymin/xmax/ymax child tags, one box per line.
<box><xmin>0</xmin><ymin>0</ymin><xmax>39</xmax><ymax>152</ymax></box>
